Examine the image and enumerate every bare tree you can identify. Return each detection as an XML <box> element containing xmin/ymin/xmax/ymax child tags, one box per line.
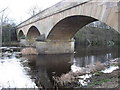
<box><xmin>87</xmin><ymin>21</ymin><xmax>111</xmax><ymax>29</ymax></box>
<box><xmin>0</xmin><ymin>8</ymin><xmax>17</xmax><ymax>47</ymax></box>
<box><xmin>0</xmin><ymin>8</ymin><xmax>8</xmax><ymax>49</ymax></box>
<box><xmin>28</xmin><ymin>5</ymin><xmax>41</xmax><ymax>16</ymax></box>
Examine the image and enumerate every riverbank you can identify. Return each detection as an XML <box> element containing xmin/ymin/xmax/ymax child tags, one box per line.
<box><xmin>87</xmin><ymin>68</ymin><xmax>120</xmax><ymax>88</ymax></box>
<box><xmin>53</xmin><ymin>58</ymin><xmax>120</xmax><ymax>89</ymax></box>
<box><xmin>74</xmin><ymin>27</ymin><xmax>120</xmax><ymax>46</ymax></box>
<box><xmin>86</xmin><ymin>59</ymin><xmax>120</xmax><ymax>88</ymax></box>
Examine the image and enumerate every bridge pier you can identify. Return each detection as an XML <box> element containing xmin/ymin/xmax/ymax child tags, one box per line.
<box><xmin>36</xmin><ymin>40</ymin><xmax>74</xmax><ymax>54</ymax></box>
<box><xmin>19</xmin><ymin>39</ymin><xmax>36</xmax><ymax>47</ymax></box>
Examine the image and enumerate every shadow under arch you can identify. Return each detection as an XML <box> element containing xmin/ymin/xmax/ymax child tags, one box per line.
<box><xmin>18</xmin><ymin>30</ymin><xmax>25</xmax><ymax>40</ymax></box>
<box><xmin>26</xmin><ymin>26</ymin><xmax>40</xmax><ymax>40</ymax></box>
<box><xmin>47</xmin><ymin>15</ymin><xmax>97</xmax><ymax>40</ymax></box>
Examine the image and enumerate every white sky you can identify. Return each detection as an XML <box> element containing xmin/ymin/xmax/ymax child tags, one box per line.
<box><xmin>0</xmin><ymin>0</ymin><xmax>62</xmax><ymax>24</ymax></box>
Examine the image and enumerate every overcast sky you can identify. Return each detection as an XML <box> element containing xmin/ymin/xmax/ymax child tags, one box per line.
<box><xmin>0</xmin><ymin>0</ymin><xmax>62</xmax><ymax>24</ymax></box>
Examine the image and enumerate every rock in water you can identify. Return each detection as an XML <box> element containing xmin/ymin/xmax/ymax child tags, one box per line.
<box><xmin>21</xmin><ymin>47</ymin><xmax>38</xmax><ymax>55</ymax></box>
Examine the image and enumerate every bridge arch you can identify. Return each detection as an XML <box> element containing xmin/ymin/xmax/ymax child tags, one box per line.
<box><xmin>46</xmin><ymin>1</ymin><xmax>119</xmax><ymax>40</ymax></box>
<box><xmin>26</xmin><ymin>26</ymin><xmax>40</xmax><ymax>40</ymax></box>
<box><xmin>16</xmin><ymin>0</ymin><xmax>120</xmax><ymax>54</ymax></box>
<box><xmin>47</xmin><ymin>15</ymin><xmax>97</xmax><ymax>40</ymax></box>
<box><xmin>18</xmin><ymin>30</ymin><xmax>25</xmax><ymax>40</ymax></box>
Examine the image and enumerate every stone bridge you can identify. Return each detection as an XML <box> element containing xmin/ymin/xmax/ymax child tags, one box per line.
<box><xmin>17</xmin><ymin>0</ymin><xmax>120</xmax><ymax>54</ymax></box>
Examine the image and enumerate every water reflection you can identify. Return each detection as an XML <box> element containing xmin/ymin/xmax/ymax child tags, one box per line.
<box><xmin>0</xmin><ymin>46</ymin><xmax>119</xmax><ymax>88</ymax></box>
<box><xmin>23</xmin><ymin>46</ymin><xmax>119</xmax><ymax>88</ymax></box>
<box><xmin>74</xmin><ymin>46</ymin><xmax>120</xmax><ymax>67</ymax></box>
<box><xmin>23</xmin><ymin>54</ymin><xmax>74</xmax><ymax>88</ymax></box>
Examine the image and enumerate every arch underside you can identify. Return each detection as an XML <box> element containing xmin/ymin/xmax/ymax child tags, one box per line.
<box><xmin>27</xmin><ymin>26</ymin><xmax>40</xmax><ymax>40</ymax></box>
<box><xmin>47</xmin><ymin>16</ymin><xmax>97</xmax><ymax>40</ymax></box>
<box><xmin>18</xmin><ymin>30</ymin><xmax>25</xmax><ymax>39</ymax></box>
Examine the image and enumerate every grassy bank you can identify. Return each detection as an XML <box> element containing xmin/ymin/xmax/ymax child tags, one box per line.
<box><xmin>87</xmin><ymin>69</ymin><xmax>119</xmax><ymax>88</ymax></box>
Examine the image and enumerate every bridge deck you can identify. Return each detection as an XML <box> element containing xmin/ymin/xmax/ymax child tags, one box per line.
<box><xmin>17</xmin><ymin>0</ymin><xmax>92</xmax><ymax>28</ymax></box>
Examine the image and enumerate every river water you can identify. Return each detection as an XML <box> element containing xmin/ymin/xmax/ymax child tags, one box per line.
<box><xmin>0</xmin><ymin>46</ymin><xmax>119</xmax><ymax>89</ymax></box>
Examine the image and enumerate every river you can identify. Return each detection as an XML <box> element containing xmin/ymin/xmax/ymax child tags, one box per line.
<box><xmin>0</xmin><ymin>45</ymin><xmax>119</xmax><ymax>89</ymax></box>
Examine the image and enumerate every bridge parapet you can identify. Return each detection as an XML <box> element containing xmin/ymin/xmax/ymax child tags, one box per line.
<box><xmin>17</xmin><ymin>0</ymin><xmax>91</xmax><ymax>28</ymax></box>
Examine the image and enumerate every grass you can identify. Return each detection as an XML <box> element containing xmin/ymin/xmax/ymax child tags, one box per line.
<box><xmin>111</xmin><ymin>63</ymin><xmax>120</xmax><ymax>67</ymax></box>
<box><xmin>88</xmin><ymin>79</ymin><xmax>112</xmax><ymax>87</ymax></box>
<box><xmin>94</xmin><ymin>71</ymin><xmax>103</xmax><ymax>76</ymax></box>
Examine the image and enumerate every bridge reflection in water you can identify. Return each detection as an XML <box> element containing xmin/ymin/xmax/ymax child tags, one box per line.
<box><xmin>23</xmin><ymin>54</ymin><xmax>73</xmax><ymax>88</ymax></box>
<box><xmin>23</xmin><ymin>46</ymin><xmax>119</xmax><ymax>88</ymax></box>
